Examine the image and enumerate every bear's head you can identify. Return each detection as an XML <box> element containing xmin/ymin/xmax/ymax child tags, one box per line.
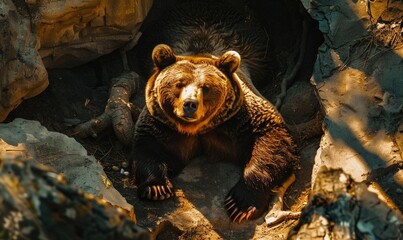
<box><xmin>146</xmin><ymin>44</ymin><xmax>245</xmax><ymax>135</ymax></box>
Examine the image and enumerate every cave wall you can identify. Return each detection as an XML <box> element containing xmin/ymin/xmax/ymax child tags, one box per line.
<box><xmin>302</xmin><ymin>0</ymin><xmax>402</xmax><ymax>209</ymax></box>
<box><xmin>0</xmin><ymin>0</ymin><xmax>152</xmax><ymax>122</ymax></box>
<box><xmin>0</xmin><ymin>0</ymin><xmax>48</xmax><ymax>123</ymax></box>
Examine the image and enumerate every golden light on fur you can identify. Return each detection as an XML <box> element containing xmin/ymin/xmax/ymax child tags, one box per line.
<box><xmin>146</xmin><ymin>45</ymin><xmax>244</xmax><ymax>135</ymax></box>
<box><xmin>173</xmin><ymin>84</ymin><xmax>205</xmax><ymax>122</ymax></box>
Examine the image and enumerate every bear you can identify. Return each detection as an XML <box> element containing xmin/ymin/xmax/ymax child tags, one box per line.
<box><xmin>129</xmin><ymin>1</ymin><xmax>298</xmax><ymax>223</ymax></box>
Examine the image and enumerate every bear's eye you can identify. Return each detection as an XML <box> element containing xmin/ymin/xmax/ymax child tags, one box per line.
<box><xmin>202</xmin><ymin>86</ymin><xmax>210</xmax><ymax>94</ymax></box>
<box><xmin>175</xmin><ymin>83</ymin><xmax>184</xmax><ymax>89</ymax></box>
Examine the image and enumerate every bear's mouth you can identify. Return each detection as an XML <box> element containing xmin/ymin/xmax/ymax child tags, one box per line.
<box><xmin>173</xmin><ymin>106</ymin><xmax>201</xmax><ymax>123</ymax></box>
<box><xmin>179</xmin><ymin>115</ymin><xmax>199</xmax><ymax>123</ymax></box>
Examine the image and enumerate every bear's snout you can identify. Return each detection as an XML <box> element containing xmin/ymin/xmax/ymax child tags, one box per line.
<box><xmin>183</xmin><ymin>99</ymin><xmax>198</xmax><ymax>117</ymax></box>
<box><xmin>177</xmin><ymin>84</ymin><xmax>203</xmax><ymax>121</ymax></box>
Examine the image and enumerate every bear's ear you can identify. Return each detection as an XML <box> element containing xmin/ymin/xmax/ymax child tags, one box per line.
<box><xmin>152</xmin><ymin>44</ymin><xmax>177</xmax><ymax>70</ymax></box>
<box><xmin>216</xmin><ymin>51</ymin><xmax>241</xmax><ymax>74</ymax></box>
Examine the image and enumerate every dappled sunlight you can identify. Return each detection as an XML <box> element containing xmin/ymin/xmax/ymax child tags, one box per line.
<box><xmin>364</xmin><ymin>130</ymin><xmax>401</xmax><ymax>163</ymax></box>
<box><xmin>0</xmin><ymin>140</ymin><xmax>29</xmax><ymax>160</ymax></box>
<box><xmin>310</xmin><ymin>0</ymin><xmax>403</xmax><ymax>221</ymax></box>
<box><xmin>319</xmin><ymin>119</ymin><xmax>377</xmax><ymax>180</ymax></box>
<box><xmin>316</xmin><ymin>59</ymin><xmax>401</xmax><ymax>167</ymax></box>
<box><xmin>393</xmin><ymin>48</ymin><xmax>403</xmax><ymax>58</ymax></box>
<box><xmin>315</xmin><ymin>62</ymin><xmax>401</xmax><ymax>180</ymax></box>
<box><xmin>131</xmin><ymin>159</ymin><xmax>266</xmax><ymax>239</ymax></box>
<box><xmin>321</xmin><ymin>67</ymin><xmax>377</xmax><ymax>120</ymax></box>
<box><xmin>162</xmin><ymin>196</ymin><xmax>223</xmax><ymax>239</ymax></box>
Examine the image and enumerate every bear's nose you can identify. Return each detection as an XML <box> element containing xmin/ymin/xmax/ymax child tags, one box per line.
<box><xmin>183</xmin><ymin>99</ymin><xmax>198</xmax><ymax>116</ymax></box>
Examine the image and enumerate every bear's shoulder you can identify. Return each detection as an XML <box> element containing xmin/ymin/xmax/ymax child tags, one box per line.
<box><xmin>240</xmin><ymin>81</ymin><xmax>286</xmax><ymax>131</ymax></box>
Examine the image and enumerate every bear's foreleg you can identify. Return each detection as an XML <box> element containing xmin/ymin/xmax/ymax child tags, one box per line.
<box><xmin>132</xmin><ymin>140</ymin><xmax>187</xmax><ymax>201</ymax></box>
<box><xmin>225</xmin><ymin>129</ymin><xmax>297</xmax><ymax>223</ymax></box>
<box><xmin>130</xmin><ymin>114</ymin><xmax>186</xmax><ymax>201</ymax></box>
<box><xmin>132</xmin><ymin>144</ymin><xmax>175</xmax><ymax>201</ymax></box>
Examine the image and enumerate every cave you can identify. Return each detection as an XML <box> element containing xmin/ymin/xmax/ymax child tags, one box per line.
<box><xmin>1</xmin><ymin>0</ymin><xmax>402</xmax><ymax>239</ymax></box>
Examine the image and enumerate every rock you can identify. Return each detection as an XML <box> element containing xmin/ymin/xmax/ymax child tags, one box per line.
<box><xmin>0</xmin><ymin>155</ymin><xmax>150</xmax><ymax>240</ymax></box>
<box><xmin>0</xmin><ymin>0</ymin><xmax>152</xmax><ymax>122</ymax></box>
<box><xmin>0</xmin><ymin>0</ymin><xmax>48</xmax><ymax>122</ymax></box>
<box><xmin>122</xmin><ymin>161</ymin><xmax>129</xmax><ymax>168</ymax></box>
<box><xmin>288</xmin><ymin>168</ymin><xmax>402</xmax><ymax>239</ymax></box>
<box><xmin>280</xmin><ymin>81</ymin><xmax>324</xmax><ymax>143</ymax></box>
<box><xmin>280</xmin><ymin>81</ymin><xmax>319</xmax><ymax>125</ymax></box>
<box><xmin>36</xmin><ymin>0</ymin><xmax>152</xmax><ymax>68</ymax></box>
<box><xmin>0</xmin><ymin>118</ymin><xmax>132</xmax><ymax>212</ymax></box>
<box><xmin>302</xmin><ymin>0</ymin><xmax>403</xmax><ymax>207</ymax></box>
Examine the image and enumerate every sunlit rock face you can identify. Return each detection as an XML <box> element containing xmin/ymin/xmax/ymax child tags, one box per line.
<box><xmin>0</xmin><ymin>0</ymin><xmax>151</xmax><ymax>122</ymax></box>
<box><xmin>36</xmin><ymin>0</ymin><xmax>152</xmax><ymax>68</ymax></box>
<box><xmin>0</xmin><ymin>0</ymin><xmax>48</xmax><ymax>122</ymax></box>
<box><xmin>301</xmin><ymin>0</ymin><xmax>403</xmax><ymax>209</ymax></box>
<box><xmin>0</xmin><ymin>118</ymin><xmax>133</xmax><ymax>212</ymax></box>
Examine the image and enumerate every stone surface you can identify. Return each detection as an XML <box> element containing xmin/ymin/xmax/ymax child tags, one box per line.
<box><xmin>302</xmin><ymin>0</ymin><xmax>403</xmax><ymax>209</ymax></box>
<box><xmin>280</xmin><ymin>81</ymin><xmax>319</xmax><ymax>125</ymax></box>
<box><xmin>35</xmin><ymin>0</ymin><xmax>152</xmax><ymax>68</ymax></box>
<box><xmin>0</xmin><ymin>155</ymin><xmax>151</xmax><ymax>240</ymax></box>
<box><xmin>0</xmin><ymin>118</ymin><xmax>132</xmax><ymax>212</ymax></box>
<box><xmin>288</xmin><ymin>168</ymin><xmax>402</xmax><ymax>239</ymax></box>
<box><xmin>0</xmin><ymin>0</ymin><xmax>152</xmax><ymax>122</ymax></box>
<box><xmin>0</xmin><ymin>0</ymin><xmax>48</xmax><ymax>122</ymax></box>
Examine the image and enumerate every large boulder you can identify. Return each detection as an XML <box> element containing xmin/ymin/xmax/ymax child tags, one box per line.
<box><xmin>0</xmin><ymin>118</ymin><xmax>132</xmax><ymax>212</ymax></box>
<box><xmin>0</xmin><ymin>0</ymin><xmax>152</xmax><ymax>122</ymax></box>
<box><xmin>301</xmin><ymin>0</ymin><xmax>403</xmax><ymax>207</ymax></box>
<box><xmin>0</xmin><ymin>155</ymin><xmax>151</xmax><ymax>240</ymax></box>
<box><xmin>288</xmin><ymin>168</ymin><xmax>402</xmax><ymax>239</ymax></box>
<box><xmin>0</xmin><ymin>0</ymin><xmax>48</xmax><ymax>122</ymax></box>
<box><xmin>36</xmin><ymin>0</ymin><xmax>152</xmax><ymax>68</ymax></box>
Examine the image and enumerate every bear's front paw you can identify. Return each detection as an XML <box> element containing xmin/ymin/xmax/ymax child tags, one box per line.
<box><xmin>225</xmin><ymin>182</ymin><xmax>268</xmax><ymax>223</ymax></box>
<box><xmin>138</xmin><ymin>180</ymin><xmax>174</xmax><ymax>201</ymax></box>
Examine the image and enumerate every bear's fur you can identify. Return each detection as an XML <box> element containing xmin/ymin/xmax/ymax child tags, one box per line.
<box><xmin>130</xmin><ymin>1</ymin><xmax>298</xmax><ymax>223</ymax></box>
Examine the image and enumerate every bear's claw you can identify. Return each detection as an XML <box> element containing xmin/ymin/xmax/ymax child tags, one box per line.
<box><xmin>140</xmin><ymin>184</ymin><xmax>173</xmax><ymax>201</ymax></box>
<box><xmin>225</xmin><ymin>195</ymin><xmax>257</xmax><ymax>223</ymax></box>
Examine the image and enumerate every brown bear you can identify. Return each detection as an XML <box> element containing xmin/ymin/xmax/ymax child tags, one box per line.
<box><xmin>130</xmin><ymin>1</ymin><xmax>298</xmax><ymax>223</ymax></box>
